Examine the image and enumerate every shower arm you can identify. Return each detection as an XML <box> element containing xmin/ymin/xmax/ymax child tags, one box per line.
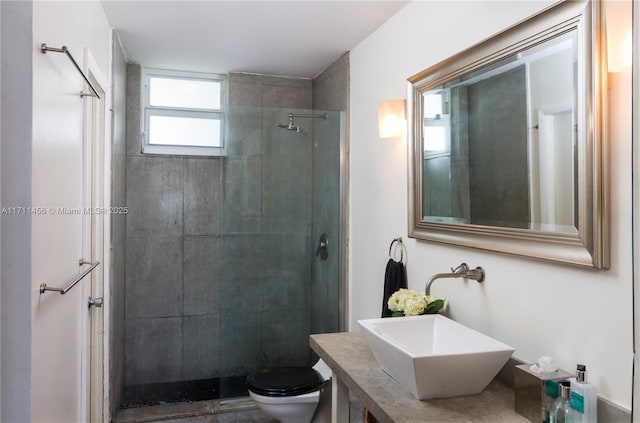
<box><xmin>288</xmin><ymin>112</ymin><xmax>327</xmax><ymax>120</ymax></box>
<box><xmin>278</xmin><ymin>112</ymin><xmax>328</xmax><ymax>132</ymax></box>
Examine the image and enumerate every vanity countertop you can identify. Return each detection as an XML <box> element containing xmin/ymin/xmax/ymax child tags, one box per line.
<box><xmin>310</xmin><ymin>332</ymin><xmax>529</xmax><ymax>423</ymax></box>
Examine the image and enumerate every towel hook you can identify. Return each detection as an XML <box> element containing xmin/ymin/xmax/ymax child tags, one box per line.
<box><xmin>388</xmin><ymin>237</ymin><xmax>406</xmax><ymax>264</ymax></box>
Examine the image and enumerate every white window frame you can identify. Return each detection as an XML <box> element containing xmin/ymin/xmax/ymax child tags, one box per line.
<box><xmin>142</xmin><ymin>68</ymin><xmax>227</xmax><ymax>156</ymax></box>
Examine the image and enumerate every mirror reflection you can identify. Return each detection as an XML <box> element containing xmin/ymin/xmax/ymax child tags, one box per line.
<box><xmin>421</xmin><ymin>30</ymin><xmax>578</xmax><ymax>234</ymax></box>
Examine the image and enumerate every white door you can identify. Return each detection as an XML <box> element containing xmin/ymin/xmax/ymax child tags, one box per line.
<box><xmin>31</xmin><ymin>47</ymin><xmax>108</xmax><ymax>422</ymax></box>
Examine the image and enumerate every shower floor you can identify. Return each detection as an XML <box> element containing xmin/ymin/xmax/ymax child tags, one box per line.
<box><xmin>121</xmin><ymin>377</ymin><xmax>249</xmax><ymax>409</ymax></box>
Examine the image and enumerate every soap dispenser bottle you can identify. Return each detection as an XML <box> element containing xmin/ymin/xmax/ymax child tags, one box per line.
<box><xmin>569</xmin><ymin>364</ymin><xmax>597</xmax><ymax>423</ymax></box>
<box><xmin>550</xmin><ymin>381</ymin><xmax>582</xmax><ymax>423</ymax></box>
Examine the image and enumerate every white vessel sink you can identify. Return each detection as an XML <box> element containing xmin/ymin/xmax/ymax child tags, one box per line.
<box><xmin>358</xmin><ymin>314</ymin><xmax>514</xmax><ymax>400</ymax></box>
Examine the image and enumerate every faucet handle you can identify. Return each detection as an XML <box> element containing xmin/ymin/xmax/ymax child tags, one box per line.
<box><xmin>451</xmin><ymin>263</ymin><xmax>468</xmax><ymax>274</ymax></box>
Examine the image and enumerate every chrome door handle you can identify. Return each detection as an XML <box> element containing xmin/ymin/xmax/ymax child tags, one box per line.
<box><xmin>88</xmin><ymin>297</ymin><xmax>103</xmax><ymax>308</ymax></box>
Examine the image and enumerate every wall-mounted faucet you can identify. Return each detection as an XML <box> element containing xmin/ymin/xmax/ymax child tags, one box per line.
<box><xmin>425</xmin><ymin>263</ymin><xmax>485</xmax><ymax>295</ymax></box>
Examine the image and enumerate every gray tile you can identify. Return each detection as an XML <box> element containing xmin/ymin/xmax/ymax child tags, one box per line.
<box><xmin>261</xmin><ymin>275</ymin><xmax>309</xmax><ymax>315</ymax></box>
<box><xmin>313</xmin><ymin>52</ymin><xmax>349</xmax><ymax>111</ymax></box>
<box><xmin>124</xmin><ymin>317</ymin><xmax>182</xmax><ymax>385</ymax></box>
<box><xmin>126</xmin><ymin>156</ymin><xmax>183</xmax><ymax>238</ymax></box>
<box><xmin>227</xmin><ymin>105</ymin><xmax>262</xmax><ymax>159</ymax></box>
<box><xmin>230</xmin><ymin>73</ymin><xmax>313</xmax><ymax>112</ymax></box>
<box><xmin>219</xmin><ymin>236</ymin><xmax>262</xmax><ymax>313</ymax></box>
<box><xmin>261</xmin><ymin>121</ymin><xmax>312</xmax><ymax>234</ymax></box>
<box><xmin>261</xmin><ymin>308</ymin><xmax>311</xmax><ymax>367</ymax></box>
<box><xmin>112</xmin><ymin>236</ymin><xmax>127</xmax><ymax>322</ymax></box>
<box><xmin>228</xmin><ymin>72</ymin><xmax>265</xmax><ymax>85</ymax></box>
<box><xmin>112</xmin><ymin>240</ymin><xmax>127</xmax><ymax>408</ymax></box>
<box><xmin>311</xmin><ymin>112</ymin><xmax>341</xmax><ymax>230</ymax></box>
<box><xmin>259</xmin><ymin>75</ymin><xmax>312</xmax><ymax>89</ymax></box>
<box><xmin>261</xmin><ymin>234</ymin><xmax>311</xmax><ymax>310</ymax></box>
<box><xmin>219</xmin><ymin>276</ymin><xmax>262</xmax><ymax>314</ymax></box>
<box><xmin>228</xmin><ymin>81</ymin><xmax>262</xmax><ymax>107</ymax></box>
<box><xmin>219</xmin><ymin>310</ymin><xmax>262</xmax><ymax>376</ymax></box>
<box><xmin>125</xmin><ymin>237</ymin><xmax>183</xmax><ymax>318</ymax></box>
<box><xmin>126</xmin><ymin>64</ymin><xmax>143</xmax><ymax>157</ymax></box>
<box><xmin>222</xmin><ymin>158</ymin><xmax>263</xmax><ymax>234</ymax></box>
<box><xmin>182</xmin><ymin>314</ymin><xmax>220</xmax><ymax>380</ymax></box>
<box><xmin>220</xmin><ymin>235</ymin><xmax>263</xmax><ymax>284</ymax></box>
<box><xmin>184</xmin><ymin>158</ymin><xmax>221</xmax><ymax>236</ymax></box>
<box><xmin>309</xmin><ymin>234</ymin><xmax>340</xmax><ymax>336</ymax></box>
<box><xmin>229</xmin><ymin>72</ymin><xmax>312</xmax><ymax>89</ymax></box>
<box><xmin>262</xmin><ymin>84</ymin><xmax>312</xmax><ymax>109</ymax></box>
<box><xmin>183</xmin><ymin>236</ymin><xmax>220</xmax><ymax>316</ymax></box>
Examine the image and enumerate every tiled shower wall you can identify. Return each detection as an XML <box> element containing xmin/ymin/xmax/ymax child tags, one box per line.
<box><xmin>124</xmin><ymin>64</ymin><xmax>223</xmax><ymax>386</ymax></box>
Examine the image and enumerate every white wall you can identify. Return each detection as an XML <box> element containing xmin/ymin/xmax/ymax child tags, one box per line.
<box><xmin>30</xmin><ymin>1</ymin><xmax>111</xmax><ymax>420</ymax></box>
<box><xmin>31</xmin><ymin>3</ymin><xmax>111</xmax><ymax>420</ymax></box>
<box><xmin>349</xmin><ymin>0</ymin><xmax>633</xmax><ymax>411</ymax></box>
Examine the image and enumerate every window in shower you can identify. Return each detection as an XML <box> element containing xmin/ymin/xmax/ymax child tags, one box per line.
<box><xmin>142</xmin><ymin>68</ymin><xmax>227</xmax><ymax>156</ymax></box>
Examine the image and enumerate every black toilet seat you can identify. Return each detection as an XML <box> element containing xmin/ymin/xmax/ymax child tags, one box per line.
<box><xmin>247</xmin><ymin>367</ymin><xmax>324</xmax><ymax>397</ymax></box>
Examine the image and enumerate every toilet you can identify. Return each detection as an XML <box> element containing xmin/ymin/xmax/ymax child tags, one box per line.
<box><xmin>247</xmin><ymin>359</ymin><xmax>332</xmax><ymax>423</ymax></box>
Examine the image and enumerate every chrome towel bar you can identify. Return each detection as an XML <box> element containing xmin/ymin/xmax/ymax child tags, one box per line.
<box><xmin>40</xmin><ymin>43</ymin><xmax>101</xmax><ymax>99</ymax></box>
<box><xmin>40</xmin><ymin>259</ymin><xmax>100</xmax><ymax>295</ymax></box>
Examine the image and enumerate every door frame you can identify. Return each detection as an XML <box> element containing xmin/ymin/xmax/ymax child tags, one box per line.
<box><xmin>81</xmin><ymin>48</ymin><xmax>111</xmax><ymax>423</ymax></box>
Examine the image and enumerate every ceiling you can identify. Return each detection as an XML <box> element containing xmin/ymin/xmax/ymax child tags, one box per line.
<box><xmin>100</xmin><ymin>0</ymin><xmax>409</xmax><ymax>78</ymax></box>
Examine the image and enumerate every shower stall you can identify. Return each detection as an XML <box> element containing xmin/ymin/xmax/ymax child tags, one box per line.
<box><xmin>116</xmin><ymin>66</ymin><xmax>347</xmax><ymax>412</ymax></box>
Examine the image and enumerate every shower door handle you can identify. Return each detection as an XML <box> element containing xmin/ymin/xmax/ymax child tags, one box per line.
<box><xmin>316</xmin><ymin>233</ymin><xmax>328</xmax><ymax>261</ymax></box>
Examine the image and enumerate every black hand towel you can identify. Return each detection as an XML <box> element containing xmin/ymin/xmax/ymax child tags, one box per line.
<box><xmin>381</xmin><ymin>258</ymin><xmax>407</xmax><ymax>317</ymax></box>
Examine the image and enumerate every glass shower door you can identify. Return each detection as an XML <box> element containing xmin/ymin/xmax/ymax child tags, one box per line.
<box><xmin>218</xmin><ymin>106</ymin><xmax>342</xmax><ymax>401</ymax></box>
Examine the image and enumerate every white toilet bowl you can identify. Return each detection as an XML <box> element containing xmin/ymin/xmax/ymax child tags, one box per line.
<box><xmin>248</xmin><ymin>389</ymin><xmax>321</xmax><ymax>423</ymax></box>
<box><xmin>247</xmin><ymin>359</ymin><xmax>332</xmax><ymax>423</ymax></box>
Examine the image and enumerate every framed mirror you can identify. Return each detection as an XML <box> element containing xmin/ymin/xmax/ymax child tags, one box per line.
<box><xmin>407</xmin><ymin>0</ymin><xmax>609</xmax><ymax>268</ymax></box>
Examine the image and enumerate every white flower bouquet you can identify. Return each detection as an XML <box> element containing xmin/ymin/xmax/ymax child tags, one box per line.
<box><xmin>387</xmin><ymin>288</ymin><xmax>445</xmax><ymax>317</ymax></box>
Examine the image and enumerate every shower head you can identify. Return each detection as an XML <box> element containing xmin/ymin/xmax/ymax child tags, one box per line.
<box><xmin>277</xmin><ymin>114</ymin><xmax>302</xmax><ymax>132</ymax></box>
<box><xmin>277</xmin><ymin>123</ymin><xmax>302</xmax><ymax>132</ymax></box>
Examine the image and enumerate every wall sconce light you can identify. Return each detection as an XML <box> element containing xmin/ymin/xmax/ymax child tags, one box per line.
<box><xmin>378</xmin><ymin>99</ymin><xmax>407</xmax><ymax>138</ymax></box>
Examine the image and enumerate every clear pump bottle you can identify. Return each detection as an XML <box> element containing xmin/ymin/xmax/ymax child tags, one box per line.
<box><xmin>550</xmin><ymin>381</ymin><xmax>582</xmax><ymax>423</ymax></box>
